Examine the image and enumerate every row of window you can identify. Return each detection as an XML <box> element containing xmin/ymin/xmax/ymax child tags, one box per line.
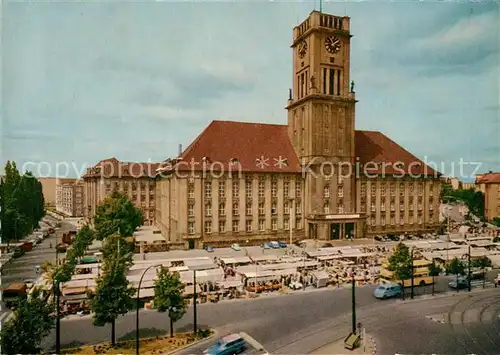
<box><xmin>196</xmin><ymin>180</ymin><xmax>302</xmax><ymax>200</ymax></box>
<box><xmin>188</xmin><ymin>218</ymin><xmax>302</xmax><ymax>234</ymax></box>
<box><xmin>368</xmin><ymin>211</ymin><xmax>434</xmax><ymax>226</ymax></box>
<box><xmin>188</xmin><ymin>201</ymin><xmax>303</xmax><ymax>217</ymax></box>
<box><xmin>360</xmin><ymin>182</ymin><xmax>439</xmax><ymax>197</ymax></box>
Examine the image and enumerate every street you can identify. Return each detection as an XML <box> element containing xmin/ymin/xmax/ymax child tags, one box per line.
<box><xmin>0</xmin><ymin>218</ymin><xmax>74</xmax><ymax>319</ymax></box>
<box><xmin>41</xmin><ymin>277</ymin><xmax>500</xmax><ymax>354</ymax></box>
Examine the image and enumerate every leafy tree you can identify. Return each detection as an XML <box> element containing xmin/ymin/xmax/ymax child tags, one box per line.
<box><xmin>387</xmin><ymin>242</ymin><xmax>412</xmax><ymax>284</ymax></box>
<box><xmin>101</xmin><ymin>233</ymin><xmax>134</xmax><ymax>267</ymax></box>
<box><xmin>471</xmin><ymin>256</ymin><xmax>491</xmax><ymax>269</ymax></box>
<box><xmin>89</xmin><ymin>235</ymin><xmax>135</xmax><ymax>345</ymax></box>
<box><xmin>492</xmin><ymin>217</ymin><xmax>500</xmax><ymax>227</ymax></box>
<box><xmin>428</xmin><ymin>261</ymin><xmax>442</xmax><ymax>295</ymax></box>
<box><xmin>154</xmin><ymin>267</ymin><xmax>187</xmax><ymax>337</ymax></box>
<box><xmin>0</xmin><ymin>288</ymin><xmax>55</xmax><ymax>355</ymax></box>
<box><xmin>440</xmin><ymin>183</ymin><xmax>485</xmax><ymax>221</ymax></box>
<box><xmin>446</xmin><ymin>257</ymin><xmax>466</xmax><ymax>290</ymax></box>
<box><xmin>94</xmin><ymin>191</ymin><xmax>143</xmax><ymax>240</ymax></box>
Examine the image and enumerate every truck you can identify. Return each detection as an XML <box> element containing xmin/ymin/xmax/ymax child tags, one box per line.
<box><xmin>3</xmin><ymin>282</ymin><xmax>28</xmax><ymax>308</ymax></box>
<box><xmin>62</xmin><ymin>230</ymin><xmax>77</xmax><ymax>244</ymax></box>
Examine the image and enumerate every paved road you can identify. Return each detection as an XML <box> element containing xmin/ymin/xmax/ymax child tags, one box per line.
<box><xmin>42</xmin><ymin>274</ymin><xmax>496</xmax><ymax>352</ymax></box>
<box><xmin>1</xmin><ymin>218</ymin><xmax>73</xmax><ymax>320</ymax></box>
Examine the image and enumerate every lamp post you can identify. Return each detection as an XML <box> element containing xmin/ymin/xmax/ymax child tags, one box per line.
<box><xmin>410</xmin><ymin>247</ymin><xmax>415</xmax><ymax>299</ymax></box>
<box><xmin>351</xmin><ymin>271</ymin><xmax>356</xmax><ymax>334</ymax></box>
<box><xmin>136</xmin><ymin>263</ymin><xmax>162</xmax><ymax>355</ymax></box>
<box><xmin>193</xmin><ymin>269</ymin><xmax>198</xmax><ymax>334</ymax></box>
<box><xmin>289</xmin><ymin>197</ymin><xmax>295</xmax><ymax>247</ymax></box>
<box><xmin>55</xmin><ymin>233</ymin><xmax>61</xmax><ymax>354</ymax></box>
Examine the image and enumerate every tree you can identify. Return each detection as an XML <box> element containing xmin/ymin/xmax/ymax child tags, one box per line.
<box><xmin>492</xmin><ymin>217</ymin><xmax>500</xmax><ymax>227</ymax></box>
<box><xmin>89</xmin><ymin>234</ymin><xmax>135</xmax><ymax>345</ymax></box>
<box><xmin>445</xmin><ymin>257</ymin><xmax>466</xmax><ymax>290</ymax></box>
<box><xmin>387</xmin><ymin>242</ymin><xmax>412</xmax><ymax>285</ymax></box>
<box><xmin>0</xmin><ymin>288</ymin><xmax>55</xmax><ymax>355</ymax></box>
<box><xmin>154</xmin><ymin>267</ymin><xmax>187</xmax><ymax>337</ymax></box>
<box><xmin>428</xmin><ymin>261</ymin><xmax>442</xmax><ymax>296</ymax></box>
<box><xmin>94</xmin><ymin>191</ymin><xmax>143</xmax><ymax>240</ymax></box>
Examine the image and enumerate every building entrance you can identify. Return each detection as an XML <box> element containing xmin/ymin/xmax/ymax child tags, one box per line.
<box><xmin>330</xmin><ymin>223</ymin><xmax>341</xmax><ymax>240</ymax></box>
<box><xmin>345</xmin><ymin>222</ymin><xmax>355</xmax><ymax>239</ymax></box>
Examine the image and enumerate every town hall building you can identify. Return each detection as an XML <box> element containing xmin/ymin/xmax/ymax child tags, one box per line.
<box><xmin>152</xmin><ymin>10</ymin><xmax>442</xmax><ymax>249</ymax></box>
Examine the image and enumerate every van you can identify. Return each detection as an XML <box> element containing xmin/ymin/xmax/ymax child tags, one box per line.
<box><xmin>373</xmin><ymin>284</ymin><xmax>402</xmax><ymax>299</ymax></box>
<box><xmin>204</xmin><ymin>334</ymin><xmax>246</xmax><ymax>355</ymax></box>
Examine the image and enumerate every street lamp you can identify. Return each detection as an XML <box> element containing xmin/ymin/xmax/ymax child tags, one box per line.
<box><xmin>136</xmin><ymin>263</ymin><xmax>162</xmax><ymax>355</ymax></box>
<box><xmin>410</xmin><ymin>247</ymin><xmax>415</xmax><ymax>299</ymax></box>
<box><xmin>351</xmin><ymin>271</ymin><xmax>356</xmax><ymax>334</ymax></box>
<box><xmin>289</xmin><ymin>197</ymin><xmax>295</xmax><ymax>247</ymax></box>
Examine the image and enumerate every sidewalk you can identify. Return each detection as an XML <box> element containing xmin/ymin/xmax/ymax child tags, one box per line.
<box><xmin>310</xmin><ymin>334</ymin><xmax>376</xmax><ymax>355</ymax></box>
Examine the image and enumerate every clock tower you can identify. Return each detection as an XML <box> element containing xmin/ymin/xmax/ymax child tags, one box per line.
<box><xmin>286</xmin><ymin>11</ymin><xmax>362</xmax><ymax>240</ymax></box>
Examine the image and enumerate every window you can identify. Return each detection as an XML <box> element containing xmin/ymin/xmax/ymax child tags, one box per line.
<box><xmin>381</xmin><ymin>199</ymin><xmax>386</xmax><ymax>211</ymax></box>
<box><xmin>360</xmin><ymin>183</ymin><xmax>366</xmax><ymax>197</ymax></box>
<box><xmin>381</xmin><ymin>214</ymin><xmax>386</xmax><ymax>226</ymax></box>
<box><xmin>295</xmin><ymin>201</ymin><xmax>301</xmax><ymax>214</ymax></box>
<box><xmin>337</xmin><ymin>204</ymin><xmax>344</xmax><ymax>214</ymax></box>
<box><xmin>370</xmin><ymin>217</ymin><xmax>376</xmax><ymax>226</ymax></box>
<box><xmin>295</xmin><ymin>179</ymin><xmax>302</xmax><ymax>196</ymax></box>
<box><xmin>219</xmin><ymin>202</ymin><xmax>226</xmax><ymax>216</ymax></box>
<box><xmin>284</xmin><ymin>219</ymin><xmax>290</xmax><ymax>230</ymax></box>
<box><xmin>337</xmin><ymin>186</ymin><xmax>344</xmax><ymax>198</ymax></box>
<box><xmin>324</xmin><ymin>185</ymin><xmax>330</xmax><ymax>198</ymax></box>
<box><xmin>245</xmin><ymin>180</ymin><xmax>252</xmax><ymax>198</ymax></box>
<box><xmin>418</xmin><ymin>183</ymin><xmax>423</xmax><ymax>196</ymax></box>
<box><xmin>324</xmin><ymin>203</ymin><xmax>330</xmax><ymax>214</ymax></box>
<box><xmin>284</xmin><ymin>202</ymin><xmax>290</xmax><ymax>214</ymax></box>
<box><xmin>246</xmin><ymin>220</ymin><xmax>252</xmax><ymax>232</ymax></box>
<box><xmin>205</xmin><ymin>203</ymin><xmax>212</xmax><ymax>217</ymax></box>
<box><xmin>380</xmin><ymin>184</ymin><xmax>386</xmax><ymax>197</ymax></box>
<box><xmin>232</xmin><ymin>220</ymin><xmax>239</xmax><ymax>232</ymax></box>
<box><xmin>258</xmin><ymin>203</ymin><xmax>265</xmax><ymax>215</ymax></box>
<box><xmin>370</xmin><ymin>184</ymin><xmax>376</xmax><ymax>197</ymax></box>
<box><xmin>390</xmin><ymin>184</ymin><xmax>396</xmax><ymax>196</ymax></box>
<box><xmin>272</xmin><ymin>219</ymin><xmax>278</xmax><ymax>231</ymax></box>
<box><xmin>283</xmin><ymin>181</ymin><xmax>289</xmax><ymax>198</ymax></box>
<box><xmin>271</xmin><ymin>202</ymin><xmax>277</xmax><ymax>215</ymax></box>
<box><xmin>259</xmin><ymin>219</ymin><xmax>265</xmax><ymax>231</ymax></box>
<box><xmin>204</xmin><ymin>221</ymin><xmax>212</xmax><ymax>234</ymax></box>
<box><xmin>400</xmin><ymin>203</ymin><xmax>404</xmax><ymax>211</ymax></box>
<box><xmin>361</xmin><ymin>204</ymin><xmax>366</xmax><ymax>213</ymax></box>
<box><xmin>271</xmin><ymin>181</ymin><xmax>277</xmax><ymax>198</ymax></box>
<box><xmin>188</xmin><ymin>222</ymin><xmax>195</xmax><ymax>235</ymax></box>
<box><xmin>409</xmin><ymin>215</ymin><xmax>414</xmax><ymax>224</ymax></box>
<box><xmin>409</xmin><ymin>183</ymin><xmax>414</xmax><ymax>192</ymax></box>
<box><xmin>323</xmin><ymin>68</ymin><xmax>327</xmax><ymax>94</ymax></box>
<box><xmin>329</xmin><ymin>68</ymin><xmax>335</xmax><ymax>95</ymax></box>
<box><xmin>418</xmin><ymin>215</ymin><xmax>423</xmax><ymax>224</ymax></box>
<box><xmin>232</xmin><ymin>203</ymin><xmax>239</xmax><ymax>216</ymax></box>
<box><xmin>246</xmin><ymin>203</ymin><xmax>252</xmax><ymax>216</ymax></box>
<box><xmin>232</xmin><ymin>181</ymin><xmax>239</xmax><ymax>198</ymax></box>
<box><xmin>219</xmin><ymin>181</ymin><xmax>225</xmax><ymax>198</ymax></box>
<box><xmin>295</xmin><ymin>218</ymin><xmax>301</xmax><ymax>229</ymax></box>
<box><xmin>188</xmin><ymin>204</ymin><xmax>194</xmax><ymax>217</ymax></box>
<box><xmin>390</xmin><ymin>216</ymin><xmax>395</xmax><ymax>225</ymax></box>
<box><xmin>390</xmin><ymin>203</ymin><xmax>395</xmax><ymax>211</ymax></box>
<box><xmin>188</xmin><ymin>185</ymin><xmax>195</xmax><ymax>199</ymax></box>
<box><xmin>258</xmin><ymin>181</ymin><xmax>265</xmax><ymax>198</ymax></box>
<box><xmin>204</xmin><ymin>181</ymin><xmax>211</xmax><ymax>199</ymax></box>
<box><xmin>219</xmin><ymin>220</ymin><xmax>226</xmax><ymax>233</ymax></box>
<box><xmin>400</xmin><ymin>213</ymin><xmax>405</xmax><ymax>225</ymax></box>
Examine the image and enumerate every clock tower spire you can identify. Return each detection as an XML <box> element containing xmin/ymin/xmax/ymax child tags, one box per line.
<box><xmin>286</xmin><ymin>10</ymin><xmax>359</xmax><ymax>241</ymax></box>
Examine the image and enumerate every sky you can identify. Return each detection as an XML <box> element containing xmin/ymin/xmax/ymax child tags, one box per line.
<box><xmin>2</xmin><ymin>1</ymin><xmax>499</xmax><ymax>180</ymax></box>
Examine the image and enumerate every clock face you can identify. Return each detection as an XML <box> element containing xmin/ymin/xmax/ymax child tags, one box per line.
<box><xmin>325</xmin><ymin>36</ymin><xmax>341</xmax><ymax>54</ymax></box>
<box><xmin>297</xmin><ymin>40</ymin><xmax>307</xmax><ymax>58</ymax></box>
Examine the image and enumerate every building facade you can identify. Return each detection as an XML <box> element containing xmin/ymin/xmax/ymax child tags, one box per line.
<box><xmin>155</xmin><ymin>10</ymin><xmax>441</xmax><ymax>249</ymax></box>
<box><xmin>56</xmin><ymin>180</ymin><xmax>84</xmax><ymax>216</ymax></box>
<box><xmin>39</xmin><ymin>177</ymin><xmax>77</xmax><ymax>206</ymax></box>
<box><xmin>476</xmin><ymin>172</ymin><xmax>500</xmax><ymax>221</ymax></box>
<box><xmin>82</xmin><ymin>158</ymin><xmax>159</xmax><ymax>225</ymax></box>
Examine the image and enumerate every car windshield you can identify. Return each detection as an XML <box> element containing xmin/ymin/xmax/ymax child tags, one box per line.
<box><xmin>376</xmin><ymin>286</ymin><xmax>386</xmax><ymax>290</ymax></box>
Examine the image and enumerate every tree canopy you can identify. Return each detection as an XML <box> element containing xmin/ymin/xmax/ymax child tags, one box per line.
<box><xmin>0</xmin><ymin>161</ymin><xmax>45</xmax><ymax>244</ymax></box>
<box><xmin>445</xmin><ymin>257</ymin><xmax>466</xmax><ymax>276</ymax></box>
<box><xmin>0</xmin><ymin>288</ymin><xmax>55</xmax><ymax>355</ymax></box>
<box><xmin>440</xmin><ymin>182</ymin><xmax>485</xmax><ymax>220</ymax></box>
<box><xmin>387</xmin><ymin>242</ymin><xmax>412</xmax><ymax>281</ymax></box>
<box><xmin>93</xmin><ymin>191</ymin><xmax>143</xmax><ymax>240</ymax></box>
<box><xmin>428</xmin><ymin>261</ymin><xmax>442</xmax><ymax>277</ymax></box>
<box><xmin>154</xmin><ymin>267</ymin><xmax>187</xmax><ymax>337</ymax></box>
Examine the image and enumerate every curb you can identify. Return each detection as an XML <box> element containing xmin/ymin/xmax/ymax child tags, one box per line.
<box><xmin>165</xmin><ymin>330</ymin><xmax>216</xmax><ymax>355</ymax></box>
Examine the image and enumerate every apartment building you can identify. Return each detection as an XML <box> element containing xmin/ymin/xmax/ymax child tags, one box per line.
<box><xmin>82</xmin><ymin>157</ymin><xmax>159</xmax><ymax>225</ymax></box>
<box><xmin>154</xmin><ymin>10</ymin><xmax>441</xmax><ymax>249</ymax></box>
<box><xmin>476</xmin><ymin>172</ymin><xmax>500</xmax><ymax>221</ymax></box>
<box><xmin>56</xmin><ymin>180</ymin><xmax>84</xmax><ymax>217</ymax></box>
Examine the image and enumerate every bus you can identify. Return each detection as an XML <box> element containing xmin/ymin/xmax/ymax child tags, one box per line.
<box><xmin>380</xmin><ymin>259</ymin><xmax>434</xmax><ymax>288</ymax></box>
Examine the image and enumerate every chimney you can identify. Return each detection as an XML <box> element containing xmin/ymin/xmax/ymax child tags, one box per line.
<box><xmin>178</xmin><ymin>144</ymin><xmax>182</xmax><ymax>157</ymax></box>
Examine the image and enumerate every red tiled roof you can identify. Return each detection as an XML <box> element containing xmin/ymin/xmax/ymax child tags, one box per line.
<box><xmin>476</xmin><ymin>172</ymin><xmax>500</xmax><ymax>184</ymax></box>
<box><xmin>159</xmin><ymin>120</ymin><xmax>439</xmax><ymax>177</ymax></box>
<box><xmin>354</xmin><ymin>131</ymin><xmax>439</xmax><ymax>176</ymax></box>
<box><xmin>83</xmin><ymin>157</ymin><xmax>160</xmax><ymax>179</ymax></box>
<box><xmin>167</xmin><ymin>121</ymin><xmax>301</xmax><ymax>173</ymax></box>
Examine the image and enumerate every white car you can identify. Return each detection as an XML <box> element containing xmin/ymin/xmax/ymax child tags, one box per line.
<box><xmin>231</xmin><ymin>243</ymin><xmax>241</xmax><ymax>251</ymax></box>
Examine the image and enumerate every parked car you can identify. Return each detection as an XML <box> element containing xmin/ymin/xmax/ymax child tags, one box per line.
<box><xmin>278</xmin><ymin>241</ymin><xmax>287</xmax><ymax>248</ymax></box>
<box><xmin>448</xmin><ymin>277</ymin><xmax>469</xmax><ymax>290</ymax></box>
<box><xmin>231</xmin><ymin>243</ymin><xmax>241</xmax><ymax>251</ymax></box>
<box><xmin>269</xmin><ymin>241</ymin><xmax>280</xmax><ymax>249</ymax></box>
<box><xmin>205</xmin><ymin>245</ymin><xmax>215</xmax><ymax>252</ymax></box>
<box><xmin>262</xmin><ymin>242</ymin><xmax>271</xmax><ymax>249</ymax></box>
<box><xmin>204</xmin><ymin>333</ymin><xmax>246</xmax><ymax>355</ymax></box>
<box><xmin>373</xmin><ymin>284</ymin><xmax>402</xmax><ymax>299</ymax></box>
